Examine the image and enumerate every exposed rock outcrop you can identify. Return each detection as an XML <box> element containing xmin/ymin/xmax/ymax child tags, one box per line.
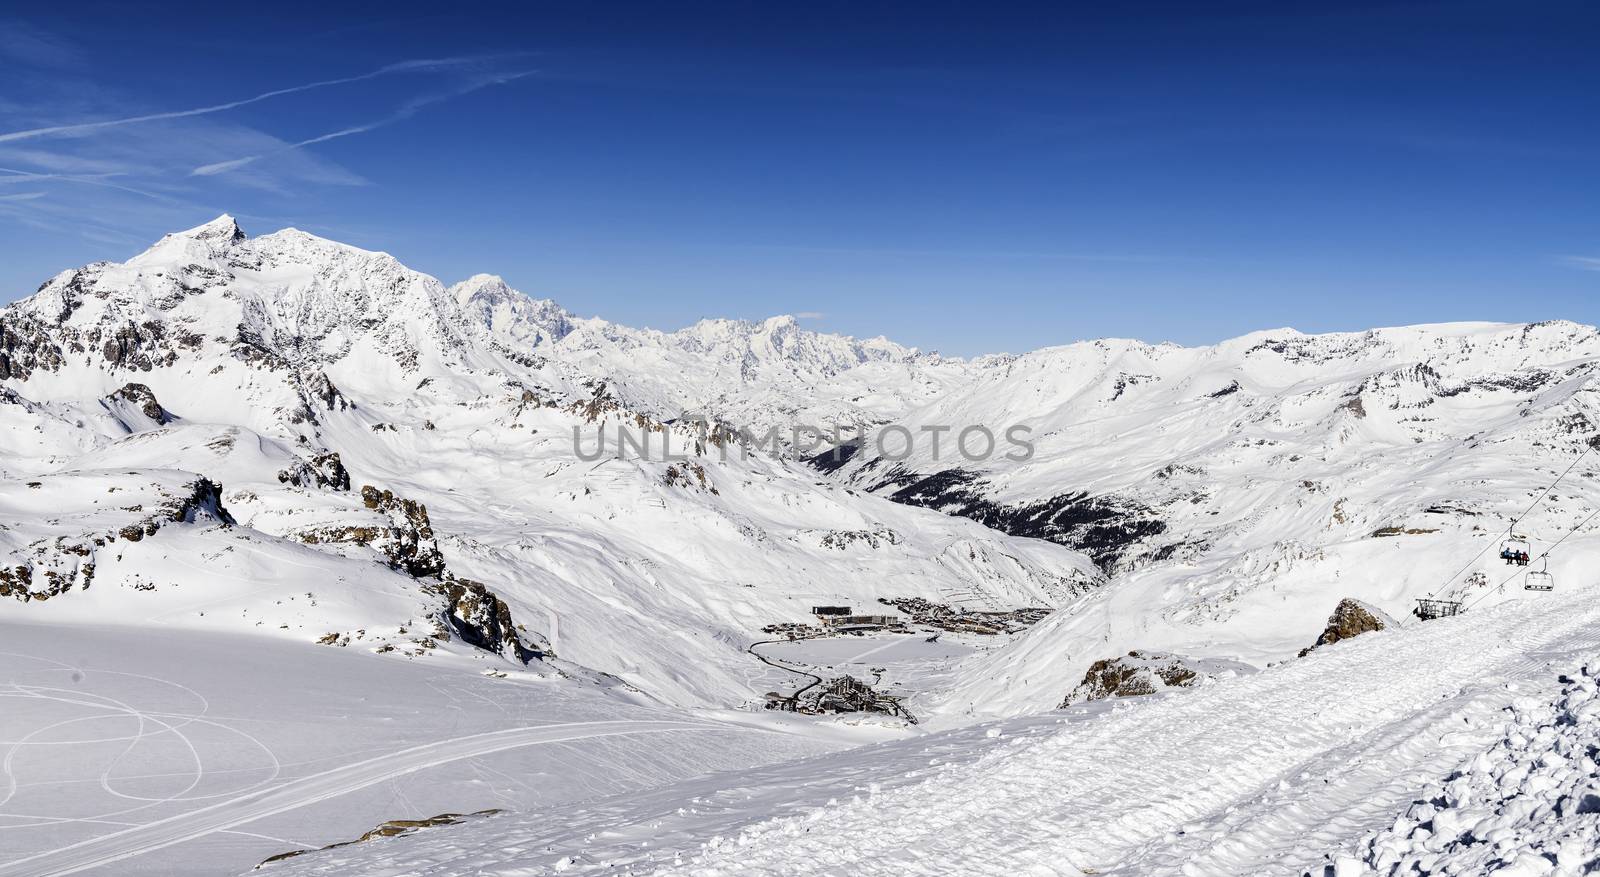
<box><xmin>357</xmin><ymin>485</ymin><xmax>445</xmax><ymax>578</ymax></box>
<box><xmin>0</xmin><ymin>310</ymin><xmax>65</xmax><ymax>380</ymax></box>
<box><xmin>1</xmin><ymin>475</ymin><xmax>231</xmax><ymax>602</ymax></box>
<box><xmin>294</xmin><ymin>485</ymin><xmax>541</xmax><ymax>663</ymax></box>
<box><xmin>1062</xmin><ymin>651</ymin><xmax>1201</xmax><ymax>705</ymax></box>
<box><xmin>663</xmin><ymin>461</ymin><xmax>718</xmax><ymax>494</ymax></box>
<box><xmin>277</xmin><ymin>451</ymin><xmax>351</xmax><ymax>491</ymax></box>
<box><xmin>1299</xmin><ymin>598</ymin><xmax>1395</xmax><ymax>657</ymax></box>
<box><xmin>425</xmin><ymin>577</ymin><xmax>543</xmax><ymax>664</ymax></box>
<box><xmin>258</xmin><ymin>809</ymin><xmax>502</xmax><ymax>867</ymax></box>
<box><xmin>1059</xmin><ymin>650</ymin><xmax>1254</xmax><ymax>706</ymax></box>
<box><xmin>102</xmin><ymin>382</ymin><xmax>173</xmax><ymax>425</ymax></box>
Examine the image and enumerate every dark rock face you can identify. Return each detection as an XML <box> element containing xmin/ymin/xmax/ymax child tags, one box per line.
<box><xmin>285</xmin><ymin>371</ymin><xmax>351</xmax><ymax>426</ymax></box>
<box><xmin>870</xmin><ymin>467</ymin><xmax>1166</xmax><ymax>572</ymax></box>
<box><xmin>336</xmin><ymin>485</ymin><xmax>447</xmax><ymax>578</ymax></box>
<box><xmin>663</xmin><ymin>461</ymin><xmax>718</xmax><ymax>494</ymax></box>
<box><xmin>294</xmin><ymin>484</ymin><xmax>540</xmax><ymax>663</ymax></box>
<box><xmin>1060</xmin><ymin>650</ymin><xmax>1202</xmax><ymax>706</ymax></box>
<box><xmin>1299</xmin><ymin>598</ymin><xmax>1394</xmax><ymax>657</ymax></box>
<box><xmin>259</xmin><ymin>808</ymin><xmax>502</xmax><ymax>867</ymax></box>
<box><xmin>426</xmin><ymin>577</ymin><xmax>541</xmax><ymax>664</ymax></box>
<box><xmin>294</xmin><ymin>486</ymin><xmax>444</xmax><ymax>577</ymax></box>
<box><xmin>98</xmin><ymin>321</ymin><xmax>178</xmax><ymax>371</ymax></box>
<box><xmin>305</xmin><ymin>371</ymin><xmax>348</xmax><ymax>412</ymax></box>
<box><xmin>278</xmin><ymin>451</ymin><xmax>352</xmax><ymax>491</ymax></box>
<box><xmin>103</xmin><ymin>383</ymin><xmax>173</xmax><ymax>424</ymax></box>
<box><xmin>0</xmin><ymin>311</ymin><xmax>65</xmax><ymax>381</ymax></box>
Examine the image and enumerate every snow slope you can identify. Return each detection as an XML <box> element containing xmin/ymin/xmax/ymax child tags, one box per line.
<box><xmin>0</xmin><ymin>620</ymin><xmax>840</xmax><ymax>877</ymax></box>
<box><xmin>1</xmin><ymin>215</ymin><xmax>1099</xmax><ymax>714</ymax></box>
<box><xmin>10</xmin><ymin>216</ymin><xmax>1600</xmax><ymax>876</ymax></box>
<box><xmin>258</xmin><ymin>579</ymin><xmax>1600</xmax><ymax>876</ymax></box>
<box><xmin>813</xmin><ymin>321</ymin><xmax>1600</xmax><ymax>718</ymax></box>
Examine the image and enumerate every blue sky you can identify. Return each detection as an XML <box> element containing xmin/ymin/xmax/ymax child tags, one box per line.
<box><xmin>1</xmin><ymin>1</ymin><xmax>1596</xmax><ymax>356</ymax></box>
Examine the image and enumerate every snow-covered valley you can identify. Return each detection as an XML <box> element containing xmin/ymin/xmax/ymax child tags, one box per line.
<box><xmin>6</xmin><ymin>216</ymin><xmax>1600</xmax><ymax>875</ymax></box>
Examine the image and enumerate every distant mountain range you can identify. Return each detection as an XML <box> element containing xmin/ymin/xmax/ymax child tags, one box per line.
<box><xmin>6</xmin><ymin>214</ymin><xmax>1599</xmax><ymax>720</ymax></box>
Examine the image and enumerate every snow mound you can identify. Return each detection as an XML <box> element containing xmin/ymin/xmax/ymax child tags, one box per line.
<box><xmin>1347</xmin><ymin>662</ymin><xmax>1600</xmax><ymax>876</ymax></box>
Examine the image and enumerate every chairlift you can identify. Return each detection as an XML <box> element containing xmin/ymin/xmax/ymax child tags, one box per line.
<box><xmin>1500</xmin><ymin>533</ymin><xmax>1531</xmax><ymax>566</ymax></box>
<box><xmin>1525</xmin><ymin>556</ymin><xmax>1555</xmax><ymax>592</ymax></box>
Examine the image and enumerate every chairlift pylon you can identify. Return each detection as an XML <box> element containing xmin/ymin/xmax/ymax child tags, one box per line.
<box><xmin>1414</xmin><ymin>598</ymin><xmax>1463</xmax><ymax>621</ymax></box>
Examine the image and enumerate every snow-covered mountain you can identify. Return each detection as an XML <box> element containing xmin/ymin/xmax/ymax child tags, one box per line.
<box><xmin>8</xmin><ymin>216</ymin><xmax>1600</xmax><ymax>876</ymax></box>
<box><xmin>809</xmin><ymin>321</ymin><xmax>1600</xmax><ymax>717</ymax></box>
<box><xmin>0</xmin><ymin>216</ymin><xmax>1097</xmax><ymax>712</ymax></box>
<box><xmin>10</xmin><ymin>216</ymin><xmax>1600</xmax><ymax>717</ymax></box>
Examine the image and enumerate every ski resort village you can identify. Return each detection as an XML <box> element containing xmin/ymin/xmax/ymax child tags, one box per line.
<box><xmin>5</xmin><ymin>4</ymin><xmax>1600</xmax><ymax>875</ymax></box>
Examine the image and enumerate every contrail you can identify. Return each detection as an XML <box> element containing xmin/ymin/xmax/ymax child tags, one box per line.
<box><xmin>191</xmin><ymin>71</ymin><xmax>534</xmax><ymax>177</ymax></box>
<box><xmin>0</xmin><ymin>56</ymin><xmax>522</xmax><ymax>144</ymax></box>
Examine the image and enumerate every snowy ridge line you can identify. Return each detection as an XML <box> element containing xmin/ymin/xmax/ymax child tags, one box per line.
<box><xmin>0</xmin><ymin>720</ymin><xmax>745</xmax><ymax>877</ymax></box>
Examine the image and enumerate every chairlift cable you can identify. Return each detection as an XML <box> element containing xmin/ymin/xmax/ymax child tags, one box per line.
<box><xmin>1460</xmin><ymin>502</ymin><xmax>1600</xmax><ymax>612</ymax></box>
<box><xmin>1423</xmin><ymin>442</ymin><xmax>1592</xmax><ymax>599</ymax></box>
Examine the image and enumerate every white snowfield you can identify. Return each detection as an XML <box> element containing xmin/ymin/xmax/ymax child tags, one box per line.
<box><xmin>6</xmin><ymin>216</ymin><xmax>1600</xmax><ymax>875</ymax></box>
<box><xmin>256</xmin><ymin>587</ymin><xmax>1600</xmax><ymax>877</ymax></box>
<box><xmin>0</xmin><ymin>719</ymin><xmax>724</xmax><ymax>877</ymax></box>
<box><xmin>0</xmin><ymin>622</ymin><xmax>843</xmax><ymax>877</ymax></box>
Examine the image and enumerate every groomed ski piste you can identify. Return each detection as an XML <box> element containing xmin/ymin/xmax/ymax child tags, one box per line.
<box><xmin>242</xmin><ymin>581</ymin><xmax>1600</xmax><ymax>876</ymax></box>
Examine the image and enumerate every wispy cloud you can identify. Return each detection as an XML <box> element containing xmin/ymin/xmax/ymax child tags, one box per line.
<box><xmin>191</xmin><ymin>70</ymin><xmax>535</xmax><ymax>177</ymax></box>
<box><xmin>0</xmin><ymin>55</ymin><xmax>526</xmax><ymax>144</ymax></box>
<box><xmin>1561</xmin><ymin>256</ymin><xmax>1600</xmax><ymax>272</ymax></box>
<box><xmin>793</xmin><ymin>311</ymin><xmax>826</xmax><ymax>320</ymax></box>
<box><xmin>0</xmin><ymin>21</ymin><xmax>534</xmax><ymax>260</ymax></box>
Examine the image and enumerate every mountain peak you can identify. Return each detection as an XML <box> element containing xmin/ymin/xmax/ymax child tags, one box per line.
<box><xmin>127</xmin><ymin>214</ymin><xmax>246</xmax><ymax>269</ymax></box>
<box><xmin>452</xmin><ymin>273</ymin><xmax>515</xmax><ymax>306</ymax></box>
<box><xmin>178</xmin><ymin>214</ymin><xmax>246</xmax><ymax>243</ymax></box>
<box><xmin>449</xmin><ymin>273</ymin><xmax>573</xmax><ymax>347</ymax></box>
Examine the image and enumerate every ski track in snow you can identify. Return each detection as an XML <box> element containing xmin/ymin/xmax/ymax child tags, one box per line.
<box><xmin>0</xmin><ymin>718</ymin><xmax>742</xmax><ymax>877</ymax></box>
